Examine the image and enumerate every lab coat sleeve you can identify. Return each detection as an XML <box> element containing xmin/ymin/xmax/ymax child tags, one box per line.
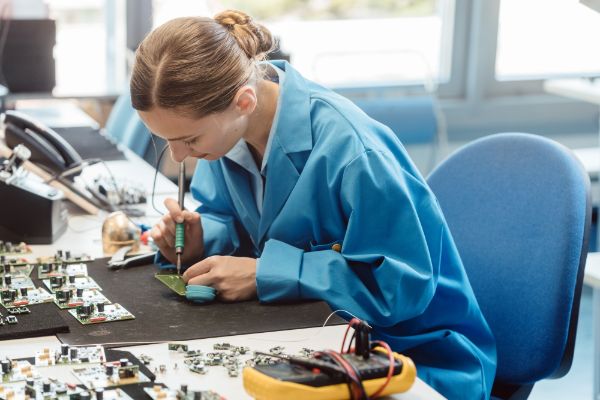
<box><xmin>257</xmin><ymin>150</ymin><xmax>441</xmax><ymax>327</ymax></box>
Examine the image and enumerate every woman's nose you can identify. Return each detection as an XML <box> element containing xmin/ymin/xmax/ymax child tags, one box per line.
<box><xmin>169</xmin><ymin>141</ymin><xmax>189</xmax><ymax>163</ymax></box>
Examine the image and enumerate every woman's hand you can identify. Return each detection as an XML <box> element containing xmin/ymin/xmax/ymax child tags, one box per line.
<box><xmin>183</xmin><ymin>256</ymin><xmax>257</xmax><ymax>302</ymax></box>
<box><xmin>150</xmin><ymin>198</ymin><xmax>204</xmax><ymax>266</ymax></box>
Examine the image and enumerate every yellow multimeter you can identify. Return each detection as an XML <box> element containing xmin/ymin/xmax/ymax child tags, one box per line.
<box><xmin>242</xmin><ymin>348</ymin><xmax>416</xmax><ymax>400</ymax></box>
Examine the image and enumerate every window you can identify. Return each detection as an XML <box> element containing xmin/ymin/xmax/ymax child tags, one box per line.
<box><xmin>46</xmin><ymin>0</ymin><xmax>126</xmax><ymax>96</ymax></box>
<box><xmin>496</xmin><ymin>0</ymin><xmax>600</xmax><ymax>80</ymax></box>
<box><xmin>152</xmin><ymin>0</ymin><xmax>455</xmax><ymax>89</ymax></box>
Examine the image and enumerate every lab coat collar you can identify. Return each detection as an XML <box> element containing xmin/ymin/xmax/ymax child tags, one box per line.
<box><xmin>266</xmin><ymin>61</ymin><xmax>313</xmax><ymax>154</ymax></box>
<box><xmin>258</xmin><ymin>61</ymin><xmax>313</xmax><ymax>245</ymax></box>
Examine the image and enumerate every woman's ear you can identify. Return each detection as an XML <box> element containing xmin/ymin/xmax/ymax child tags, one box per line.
<box><xmin>233</xmin><ymin>85</ymin><xmax>257</xmax><ymax>116</ymax></box>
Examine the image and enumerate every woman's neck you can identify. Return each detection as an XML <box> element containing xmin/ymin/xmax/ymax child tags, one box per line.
<box><xmin>244</xmin><ymin>78</ymin><xmax>279</xmax><ymax>166</ymax></box>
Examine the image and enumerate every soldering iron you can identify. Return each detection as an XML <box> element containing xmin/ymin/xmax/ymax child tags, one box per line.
<box><xmin>175</xmin><ymin>162</ymin><xmax>185</xmax><ymax>275</ymax></box>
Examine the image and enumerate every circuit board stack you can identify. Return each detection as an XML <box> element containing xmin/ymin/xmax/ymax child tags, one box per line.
<box><xmin>0</xmin><ymin>344</ymin><xmax>224</xmax><ymax>399</ymax></box>
<box><xmin>0</xmin><ymin>247</ymin><xmax>135</xmax><ymax>327</ymax></box>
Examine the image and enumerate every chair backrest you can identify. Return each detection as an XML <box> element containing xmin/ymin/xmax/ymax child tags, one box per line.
<box><xmin>427</xmin><ymin>133</ymin><xmax>591</xmax><ymax>389</ymax></box>
<box><xmin>105</xmin><ymin>91</ymin><xmax>134</xmax><ymax>143</ymax></box>
<box><xmin>352</xmin><ymin>96</ymin><xmax>438</xmax><ymax>145</ymax></box>
<box><xmin>104</xmin><ymin>91</ymin><xmax>151</xmax><ymax>157</ymax></box>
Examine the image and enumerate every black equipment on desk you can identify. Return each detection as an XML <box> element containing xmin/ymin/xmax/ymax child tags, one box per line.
<box><xmin>0</xmin><ymin>145</ymin><xmax>67</xmax><ymax>244</ymax></box>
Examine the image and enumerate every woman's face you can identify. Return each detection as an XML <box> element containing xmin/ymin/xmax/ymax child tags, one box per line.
<box><xmin>138</xmin><ymin>101</ymin><xmax>250</xmax><ymax>163</ymax></box>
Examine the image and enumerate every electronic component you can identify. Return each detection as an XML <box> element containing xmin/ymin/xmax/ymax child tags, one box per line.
<box><xmin>68</xmin><ymin>303</ymin><xmax>134</xmax><ymax>325</ymax></box>
<box><xmin>37</xmin><ymin>262</ymin><xmax>88</xmax><ymax>279</ymax></box>
<box><xmin>72</xmin><ymin>361</ymin><xmax>149</xmax><ymax>389</ymax></box>
<box><xmin>0</xmin><ymin>275</ymin><xmax>35</xmax><ymax>290</ymax></box>
<box><xmin>168</xmin><ymin>343</ymin><xmax>189</xmax><ymax>352</ymax></box>
<box><xmin>143</xmin><ymin>385</ymin><xmax>224</xmax><ymax>400</ymax></box>
<box><xmin>0</xmin><ymin>262</ymin><xmax>34</xmax><ymax>278</ymax></box>
<box><xmin>88</xmin><ymin>175</ymin><xmax>147</xmax><ymax>206</ymax></box>
<box><xmin>186</xmin><ymin>359</ymin><xmax>207</xmax><ymax>375</ymax></box>
<box><xmin>53</xmin><ymin>288</ymin><xmax>110</xmax><ymax>309</ymax></box>
<box><xmin>0</xmin><ymin>359</ymin><xmax>35</xmax><ymax>383</ymax></box>
<box><xmin>35</xmin><ymin>345</ymin><xmax>106</xmax><ymax>366</ymax></box>
<box><xmin>0</xmin><ymin>241</ymin><xmax>30</xmax><ymax>255</ymax></box>
<box><xmin>0</xmin><ymin>255</ymin><xmax>29</xmax><ymax>268</ymax></box>
<box><xmin>6</xmin><ymin>306</ymin><xmax>30</xmax><ymax>315</ymax></box>
<box><xmin>4</xmin><ymin>315</ymin><xmax>17</xmax><ymax>324</ymax></box>
<box><xmin>0</xmin><ymin>379</ymin><xmax>132</xmax><ymax>400</ymax></box>
<box><xmin>138</xmin><ymin>354</ymin><xmax>153</xmax><ymax>365</ymax></box>
<box><xmin>0</xmin><ymin>287</ymin><xmax>53</xmax><ymax>308</ymax></box>
<box><xmin>43</xmin><ymin>275</ymin><xmax>100</xmax><ymax>293</ymax></box>
<box><xmin>214</xmin><ymin>343</ymin><xmax>249</xmax><ymax>355</ymax></box>
<box><xmin>37</xmin><ymin>250</ymin><xmax>93</xmax><ymax>265</ymax></box>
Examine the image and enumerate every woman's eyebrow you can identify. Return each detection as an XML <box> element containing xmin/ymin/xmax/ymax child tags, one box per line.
<box><xmin>167</xmin><ymin>132</ymin><xmax>201</xmax><ymax>142</ymax></box>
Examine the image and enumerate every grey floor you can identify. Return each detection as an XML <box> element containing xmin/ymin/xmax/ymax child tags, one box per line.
<box><xmin>529</xmin><ymin>286</ymin><xmax>593</xmax><ymax>399</ymax></box>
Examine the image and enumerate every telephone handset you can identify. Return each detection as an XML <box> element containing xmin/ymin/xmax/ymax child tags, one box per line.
<box><xmin>3</xmin><ymin>110</ymin><xmax>83</xmax><ymax>175</ymax></box>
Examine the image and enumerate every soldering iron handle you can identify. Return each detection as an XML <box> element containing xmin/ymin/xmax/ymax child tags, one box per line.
<box><xmin>178</xmin><ymin>162</ymin><xmax>185</xmax><ymax>208</ymax></box>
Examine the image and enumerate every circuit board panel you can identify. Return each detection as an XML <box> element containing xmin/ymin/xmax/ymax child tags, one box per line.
<box><xmin>67</xmin><ymin>303</ymin><xmax>134</xmax><ymax>325</ymax></box>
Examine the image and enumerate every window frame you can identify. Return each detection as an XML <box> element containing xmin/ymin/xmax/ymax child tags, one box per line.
<box><xmin>130</xmin><ymin>0</ymin><xmax>599</xmax><ymax>138</ymax></box>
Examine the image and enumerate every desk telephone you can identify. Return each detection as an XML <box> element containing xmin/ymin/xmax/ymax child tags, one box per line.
<box><xmin>2</xmin><ymin>111</ymin><xmax>145</xmax><ymax>212</ymax></box>
<box><xmin>4</xmin><ymin>110</ymin><xmax>82</xmax><ymax>174</ymax></box>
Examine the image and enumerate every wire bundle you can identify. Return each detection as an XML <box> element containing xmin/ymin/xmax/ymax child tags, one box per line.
<box><xmin>310</xmin><ymin>317</ymin><xmax>396</xmax><ymax>400</ymax></box>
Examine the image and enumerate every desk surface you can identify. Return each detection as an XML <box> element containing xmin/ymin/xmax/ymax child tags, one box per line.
<box><xmin>10</xmin><ymin>154</ymin><xmax>444</xmax><ymax>399</ymax></box>
<box><xmin>1</xmin><ymin>330</ymin><xmax>443</xmax><ymax>400</ymax></box>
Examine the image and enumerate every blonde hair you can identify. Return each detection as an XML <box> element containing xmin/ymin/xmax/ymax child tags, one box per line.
<box><xmin>130</xmin><ymin>10</ymin><xmax>274</xmax><ymax>117</ymax></box>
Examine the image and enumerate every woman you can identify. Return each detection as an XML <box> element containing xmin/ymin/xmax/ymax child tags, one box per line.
<box><xmin>131</xmin><ymin>10</ymin><xmax>496</xmax><ymax>399</ymax></box>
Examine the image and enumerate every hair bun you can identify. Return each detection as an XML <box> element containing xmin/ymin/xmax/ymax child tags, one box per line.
<box><xmin>214</xmin><ymin>9</ymin><xmax>251</xmax><ymax>30</ymax></box>
<box><xmin>214</xmin><ymin>9</ymin><xmax>274</xmax><ymax>60</ymax></box>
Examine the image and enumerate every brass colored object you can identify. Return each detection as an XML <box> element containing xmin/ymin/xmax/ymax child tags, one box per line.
<box><xmin>102</xmin><ymin>211</ymin><xmax>141</xmax><ymax>255</ymax></box>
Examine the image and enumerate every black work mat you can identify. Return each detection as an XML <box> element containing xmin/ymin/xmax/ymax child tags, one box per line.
<box><xmin>53</xmin><ymin>127</ymin><xmax>126</xmax><ymax>161</ymax></box>
<box><xmin>57</xmin><ymin>258</ymin><xmax>342</xmax><ymax>346</ymax></box>
<box><xmin>0</xmin><ymin>302</ymin><xmax>69</xmax><ymax>340</ymax></box>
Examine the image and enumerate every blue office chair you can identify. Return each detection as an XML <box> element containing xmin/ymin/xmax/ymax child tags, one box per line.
<box><xmin>427</xmin><ymin>133</ymin><xmax>592</xmax><ymax>399</ymax></box>
<box><xmin>104</xmin><ymin>91</ymin><xmax>152</xmax><ymax>157</ymax></box>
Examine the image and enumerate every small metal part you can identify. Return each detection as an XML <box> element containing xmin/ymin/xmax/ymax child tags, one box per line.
<box><xmin>168</xmin><ymin>343</ymin><xmax>189</xmax><ymax>352</ymax></box>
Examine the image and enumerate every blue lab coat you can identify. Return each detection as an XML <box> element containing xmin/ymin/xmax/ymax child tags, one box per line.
<box><xmin>187</xmin><ymin>61</ymin><xmax>497</xmax><ymax>399</ymax></box>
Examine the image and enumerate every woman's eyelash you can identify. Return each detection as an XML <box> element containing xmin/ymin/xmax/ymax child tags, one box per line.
<box><xmin>184</xmin><ymin>137</ymin><xmax>199</xmax><ymax>146</ymax></box>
